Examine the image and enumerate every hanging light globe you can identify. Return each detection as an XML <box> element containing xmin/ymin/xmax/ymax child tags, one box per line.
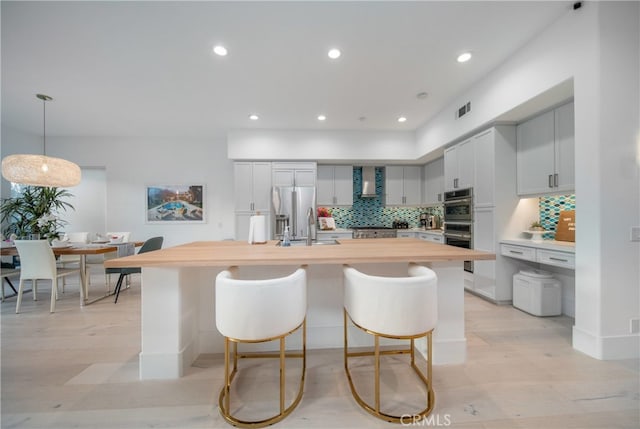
<box><xmin>1</xmin><ymin>94</ymin><xmax>81</xmax><ymax>187</ymax></box>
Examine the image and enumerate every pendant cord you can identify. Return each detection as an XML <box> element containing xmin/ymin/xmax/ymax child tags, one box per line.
<box><xmin>42</xmin><ymin>97</ymin><xmax>47</xmax><ymax>156</ymax></box>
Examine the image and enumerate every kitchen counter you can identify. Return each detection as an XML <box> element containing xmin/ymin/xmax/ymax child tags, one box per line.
<box><xmin>500</xmin><ymin>238</ymin><xmax>575</xmax><ymax>253</ymax></box>
<box><xmin>110</xmin><ymin>239</ymin><xmax>494</xmax><ymax>380</ymax></box>
<box><xmin>105</xmin><ymin>237</ymin><xmax>490</xmax><ymax>268</ymax></box>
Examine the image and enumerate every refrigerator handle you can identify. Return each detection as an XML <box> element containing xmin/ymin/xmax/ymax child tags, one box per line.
<box><xmin>291</xmin><ymin>189</ymin><xmax>297</xmax><ymax>239</ymax></box>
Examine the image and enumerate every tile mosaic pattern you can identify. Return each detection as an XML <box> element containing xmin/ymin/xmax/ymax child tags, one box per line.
<box><xmin>318</xmin><ymin>167</ymin><xmax>443</xmax><ymax>228</ymax></box>
<box><xmin>538</xmin><ymin>194</ymin><xmax>575</xmax><ymax>239</ymax></box>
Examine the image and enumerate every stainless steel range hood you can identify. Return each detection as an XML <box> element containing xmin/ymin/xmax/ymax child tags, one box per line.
<box><xmin>360</xmin><ymin>166</ymin><xmax>377</xmax><ymax>198</ymax></box>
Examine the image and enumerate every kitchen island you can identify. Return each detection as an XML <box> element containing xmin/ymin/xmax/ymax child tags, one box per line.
<box><xmin>105</xmin><ymin>238</ymin><xmax>494</xmax><ymax>380</ymax></box>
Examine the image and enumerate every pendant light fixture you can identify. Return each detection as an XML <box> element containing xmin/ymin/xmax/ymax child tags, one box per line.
<box><xmin>1</xmin><ymin>94</ymin><xmax>81</xmax><ymax>187</ymax></box>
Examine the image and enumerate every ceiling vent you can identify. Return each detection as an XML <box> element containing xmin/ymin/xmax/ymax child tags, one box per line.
<box><xmin>455</xmin><ymin>101</ymin><xmax>472</xmax><ymax>119</ymax></box>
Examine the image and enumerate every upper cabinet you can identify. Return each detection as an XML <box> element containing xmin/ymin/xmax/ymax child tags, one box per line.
<box><xmin>385</xmin><ymin>166</ymin><xmax>422</xmax><ymax>206</ymax></box>
<box><xmin>272</xmin><ymin>162</ymin><xmax>317</xmax><ymax>187</ymax></box>
<box><xmin>234</xmin><ymin>162</ymin><xmax>272</xmax><ymax>212</ymax></box>
<box><xmin>444</xmin><ymin>138</ymin><xmax>474</xmax><ymax>191</ymax></box>
<box><xmin>422</xmin><ymin>157</ymin><xmax>444</xmax><ymax>205</ymax></box>
<box><xmin>516</xmin><ymin>101</ymin><xmax>574</xmax><ymax>196</ymax></box>
<box><xmin>317</xmin><ymin>165</ymin><xmax>353</xmax><ymax>206</ymax></box>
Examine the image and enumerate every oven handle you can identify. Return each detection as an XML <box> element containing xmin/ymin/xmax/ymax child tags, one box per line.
<box><xmin>443</xmin><ymin>197</ymin><xmax>472</xmax><ymax>205</ymax></box>
<box><xmin>444</xmin><ymin>232</ymin><xmax>471</xmax><ymax>240</ymax></box>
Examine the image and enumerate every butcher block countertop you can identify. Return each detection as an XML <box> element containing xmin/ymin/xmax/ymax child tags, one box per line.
<box><xmin>104</xmin><ymin>238</ymin><xmax>495</xmax><ymax>269</ymax></box>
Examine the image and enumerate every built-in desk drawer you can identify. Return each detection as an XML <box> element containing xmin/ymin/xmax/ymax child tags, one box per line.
<box><xmin>501</xmin><ymin>244</ymin><xmax>536</xmax><ymax>262</ymax></box>
<box><xmin>537</xmin><ymin>249</ymin><xmax>575</xmax><ymax>269</ymax></box>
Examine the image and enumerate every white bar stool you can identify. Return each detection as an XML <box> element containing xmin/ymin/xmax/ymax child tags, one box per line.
<box><xmin>343</xmin><ymin>263</ymin><xmax>438</xmax><ymax>424</ymax></box>
<box><xmin>215</xmin><ymin>267</ymin><xmax>307</xmax><ymax>428</ymax></box>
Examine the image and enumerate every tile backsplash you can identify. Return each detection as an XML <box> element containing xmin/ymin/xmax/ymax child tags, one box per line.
<box><xmin>538</xmin><ymin>194</ymin><xmax>575</xmax><ymax>239</ymax></box>
<box><xmin>318</xmin><ymin>167</ymin><xmax>442</xmax><ymax>228</ymax></box>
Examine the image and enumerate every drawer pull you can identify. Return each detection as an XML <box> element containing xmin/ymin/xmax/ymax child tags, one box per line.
<box><xmin>509</xmin><ymin>250</ymin><xmax>524</xmax><ymax>255</ymax></box>
<box><xmin>549</xmin><ymin>257</ymin><xmax>568</xmax><ymax>262</ymax></box>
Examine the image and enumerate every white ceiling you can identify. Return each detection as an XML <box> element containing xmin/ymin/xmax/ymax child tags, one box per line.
<box><xmin>1</xmin><ymin>1</ymin><xmax>571</xmax><ymax>139</ymax></box>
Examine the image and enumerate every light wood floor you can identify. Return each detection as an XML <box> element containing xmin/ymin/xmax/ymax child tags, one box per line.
<box><xmin>1</xmin><ymin>274</ymin><xmax>638</xmax><ymax>429</ymax></box>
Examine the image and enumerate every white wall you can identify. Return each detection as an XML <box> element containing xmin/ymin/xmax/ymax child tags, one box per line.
<box><xmin>228</xmin><ymin>129</ymin><xmax>417</xmax><ymax>162</ymax></box>
<box><xmin>1</xmin><ymin>131</ymin><xmax>236</xmax><ymax>247</ymax></box>
<box><xmin>59</xmin><ymin>167</ymin><xmax>107</xmax><ymax>235</ymax></box>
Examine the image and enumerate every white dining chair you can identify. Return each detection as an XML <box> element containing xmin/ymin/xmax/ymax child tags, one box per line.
<box><xmin>84</xmin><ymin>232</ymin><xmax>132</xmax><ymax>289</ymax></box>
<box><xmin>106</xmin><ymin>232</ymin><xmax>131</xmax><ymax>242</ymax></box>
<box><xmin>215</xmin><ymin>267</ymin><xmax>307</xmax><ymax>428</ymax></box>
<box><xmin>58</xmin><ymin>232</ymin><xmax>89</xmax><ymax>291</ymax></box>
<box><xmin>343</xmin><ymin>263</ymin><xmax>438</xmax><ymax>423</ymax></box>
<box><xmin>14</xmin><ymin>240</ymin><xmax>81</xmax><ymax>313</ymax></box>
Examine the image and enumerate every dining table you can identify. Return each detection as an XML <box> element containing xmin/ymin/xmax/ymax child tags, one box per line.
<box><xmin>1</xmin><ymin>241</ymin><xmax>144</xmax><ymax>306</ymax></box>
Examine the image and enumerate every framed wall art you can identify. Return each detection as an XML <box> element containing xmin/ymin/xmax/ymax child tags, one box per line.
<box><xmin>146</xmin><ymin>184</ymin><xmax>205</xmax><ymax>223</ymax></box>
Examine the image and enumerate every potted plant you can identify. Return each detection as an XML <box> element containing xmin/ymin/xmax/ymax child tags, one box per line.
<box><xmin>1</xmin><ymin>186</ymin><xmax>74</xmax><ymax>241</ymax></box>
<box><xmin>529</xmin><ymin>221</ymin><xmax>545</xmax><ymax>231</ymax></box>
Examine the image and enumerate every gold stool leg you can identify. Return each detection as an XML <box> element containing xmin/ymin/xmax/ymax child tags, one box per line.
<box><xmin>374</xmin><ymin>334</ymin><xmax>380</xmax><ymax>413</ymax></box>
<box><xmin>217</xmin><ymin>321</ymin><xmax>306</xmax><ymax>428</ymax></box>
<box><xmin>344</xmin><ymin>310</ymin><xmax>436</xmax><ymax>424</ymax></box>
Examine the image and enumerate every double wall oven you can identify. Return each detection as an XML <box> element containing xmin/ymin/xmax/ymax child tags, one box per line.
<box><xmin>443</xmin><ymin>188</ymin><xmax>474</xmax><ymax>272</ymax></box>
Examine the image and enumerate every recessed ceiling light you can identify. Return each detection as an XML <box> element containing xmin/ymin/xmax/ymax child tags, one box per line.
<box><xmin>249</xmin><ymin>114</ymin><xmax>259</xmax><ymax>121</ymax></box>
<box><xmin>213</xmin><ymin>45</ymin><xmax>228</xmax><ymax>56</ymax></box>
<box><xmin>397</xmin><ymin>116</ymin><xmax>407</xmax><ymax>123</ymax></box>
<box><xmin>457</xmin><ymin>52</ymin><xmax>472</xmax><ymax>63</ymax></box>
<box><xmin>317</xmin><ymin>115</ymin><xmax>327</xmax><ymax>121</ymax></box>
<box><xmin>327</xmin><ymin>48</ymin><xmax>341</xmax><ymax>59</ymax></box>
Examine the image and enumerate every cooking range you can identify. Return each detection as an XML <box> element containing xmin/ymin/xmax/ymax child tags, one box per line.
<box><xmin>443</xmin><ymin>188</ymin><xmax>474</xmax><ymax>272</ymax></box>
<box><xmin>352</xmin><ymin>226</ymin><xmax>398</xmax><ymax>239</ymax></box>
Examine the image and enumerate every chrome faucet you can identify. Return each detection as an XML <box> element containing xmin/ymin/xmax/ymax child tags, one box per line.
<box><xmin>306</xmin><ymin>207</ymin><xmax>314</xmax><ymax>246</ymax></box>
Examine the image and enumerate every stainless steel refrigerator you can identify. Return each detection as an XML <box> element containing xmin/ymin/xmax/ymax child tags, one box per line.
<box><xmin>271</xmin><ymin>186</ymin><xmax>316</xmax><ymax>241</ymax></box>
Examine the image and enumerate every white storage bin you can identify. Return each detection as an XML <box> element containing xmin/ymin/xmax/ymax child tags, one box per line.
<box><xmin>513</xmin><ymin>269</ymin><xmax>561</xmax><ymax>316</ymax></box>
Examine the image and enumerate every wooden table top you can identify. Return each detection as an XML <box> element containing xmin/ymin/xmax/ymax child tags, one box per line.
<box><xmin>0</xmin><ymin>241</ymin><xmax>144</xmax><ymax>257</ymax></box>
<box><xmin>103</xmin><ymin>238</ymin><xmax>495</xmax><ymax>269</ymax></box>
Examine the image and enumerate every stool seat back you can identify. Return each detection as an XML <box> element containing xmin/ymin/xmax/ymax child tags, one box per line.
<box><xmin>216</xmin><ymin>268</ymin><xmax>307</xmax><ymax>341</ymax></box>
<box><xmin>344</xmin><ymin>264</ymin><xmax>437</xmax><ymax>337</ymax></box>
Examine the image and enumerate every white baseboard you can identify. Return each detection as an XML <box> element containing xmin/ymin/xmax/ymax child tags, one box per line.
<box><xmin>573</xmin><ymin>326</ymin><xmax>640</xmax><ymax>360</ymax></box>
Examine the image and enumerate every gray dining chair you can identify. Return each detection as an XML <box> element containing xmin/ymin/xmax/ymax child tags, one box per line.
<box><xmin>105</xmin><ymin>236</ymin><xmax>163</xmax><ymax>303</ymax></box>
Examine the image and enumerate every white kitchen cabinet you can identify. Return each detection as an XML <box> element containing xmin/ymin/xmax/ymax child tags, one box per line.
<box><xmin>517</xmin><ymin>101</ymin><xmax>574</xmax><ymax>196</ymax></box>
<box><xmin>234</xmin><ymin>162</ymin><xmax>272</xmax><ymax>212</ymax></box>
<box><xmin>385</xmin><ymin>166</ymin><xmax>422</xmax><ymax>206</ymax></box>
<box><xmin>317</xmin><ymin>165</ymin><xmax>353</xmax><ymax>206</ymax></box>
<box><xmin>397</xmin><ymin>231</ymin><xmax>416</xmax><ymax>238</ymax></box>
<box><xmin>473</xmin><ymin>130</ymin><xmax>496</xmax><ymax>207</ymax></box>
<box><xmin>234</xmin><ymin>162</ymin><xmax>272</xmax><ymax>241</ymax></box>
<box><xmin>418</xmin><ymin>231</ymin><xmax>444</xmax><ymax>243</ymax></box>
<box><xmin>444</xmin><ymin>138</ymin><xmax>474</xmax><ymax>191</ymax></box>
<box><xmin>422</xmin><ymin>157</ymin><xmax>444</xmax><ymax>205</ymax></box>
<box><xmin>272</xmin><ymin>162</ymin><xmax>317</xmax><ymax>187</ymax></box>
<box><xmin>472</xmin><ymin>207</ymin><xmax>499</xmax><ymax>299</ymax></box>
<box><xmin>451</xmin><ymin>125</ymin><xmax>518</xmax><ymax>303</ymax></box>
